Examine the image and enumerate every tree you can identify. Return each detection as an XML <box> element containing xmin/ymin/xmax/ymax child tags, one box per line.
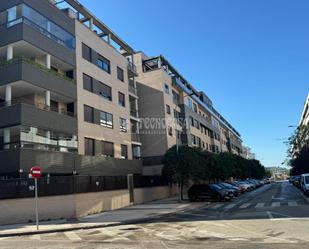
<box><xmin>162</xmin><ymin>146</ymin><xmax>267</xmax><ymax>200</ymax></box>
<box><xmin>290</xmin><ymin>147</ymin><xmax>309</xmax><ymax>175</ymax></box>
<box><xmin>162</xmin><ymin>145</ymin><xmax>205</xmax><ymax>200</ymax></box>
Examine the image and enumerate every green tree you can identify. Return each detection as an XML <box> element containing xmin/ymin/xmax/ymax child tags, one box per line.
<box><xmin>162</xmin><ymin>145</ymin><xmax>205</xmax><ymax>200</ymax></box>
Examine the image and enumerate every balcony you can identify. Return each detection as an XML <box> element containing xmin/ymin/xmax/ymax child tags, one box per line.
<box><xmin>128</xmin><ymin>61</ymin><xmax>138</xmax><ymax>76</ymax></box>
<box><xmin>0</xmin><ymin>102</ymin><xmax>77</xmax><ymax>134</ymax></box>
<box><xmin>129</xmin><ymin>83</ymin><xmax>138</xmax><ymax>96</ymax></box>
<box><xmin>131</xmin><ymin>133</ymin><xmax>141</xmax><ymax>143</ymax></box>
<box><xmin>130</xmin><ymin>110</ymin><xmax>139</xmax><ymax>119</ymax></box>
<box><xmin>0</xmin><ymin>57</ymin><xmax>76</xmax><ymax>99</ymax></box>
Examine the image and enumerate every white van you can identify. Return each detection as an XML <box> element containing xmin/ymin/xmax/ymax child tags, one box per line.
<box><xmin>300</xmin><ymin>174</ymin><xmax>309</xmax><ymax>195</ymax></box>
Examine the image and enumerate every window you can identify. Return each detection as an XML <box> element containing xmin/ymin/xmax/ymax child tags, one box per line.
<box><xmin>168</xmin><ymin>127</ymin><xmax>173</xmax><ymax>136</ymax></box>
<box><xmin>83</xmin><ymin>74</ymin><xmax>93</xmax><ymax>92</ymax></box>
<box><xmin>197</xmin><ymin>137</ymin><xmax>201</xmax><ymax>148</ymax></box>
<box><xmin>194</xmin><ymin>119</ymin><xmax>200</xmax><ymax>129</ymax></box>
<box><xmin>100</xmin><ymin>111</ymin><xmax>113</xmax><ymax>128</ymax></box>
<box><xmin>84</xmin><ymin>138</ymin><xmax>95</xmax><ymax>156</ymax></box>
<box><xmin>121</xmin><ymin>144</ymin><xmax>128</xmax><ymax>159</ymax></box>
<box><xmin>97</xmin><ymin>54</ymin><xmax>110</xmax><ymax>73</ymax></box>
<box><xmin>191</xmin><ymin>134</ymin><xmax>196</xmax><ymax>145</ymax></box>
<box><xmin>166</xmin><ymin>104</ymin><xmax>171</xmax><ymax>114</ymax></box>
<box><xmin>176</xmin><ymin>130</ymin><xmax>181</xmax><ymax>139</ymax></box>
<box><xmin>98</xmin><ymin>82</ymin><xmax>112</xmax><ymax>101</ymax></box>
<box><xmin>117</xmin><ymin>67</ymin><xmax>124</xmax><ymax>82</ymax></box>
<box><xmin>189</xmin><ymin>116</ymin><xmax>194</xmax><ymax>127</ymax></box>
<box><xmin>164</xmin><ymin>84</ymin><xmax>169</xmax><ymax>94</ymax></box>
<box><xmin>202</xmin><ymin>141</ymin><xmax>205</xmax><ymax>148</ymax></box>
<box><xmin>172</xmin><ymin>91</ymin><xmax>180</xmax><ymax>105</ymax></box>
<box><xmin>118</xmin><ymin>92</ymin><xmax>125</xmax><ymax>107</ymax></box>
<box><xmin>102</xmin><ymin>141</ymin><xmax>114</xmax><ymax>157</ymax></box>
<box><xmin>119</xmin><ymin>118</ymin><xmax>127</xmax><ymax>132</ymax></box>
<box><xmin>187</xmin><ymin>98</ymin><xmax>193</xmax><ymax>110</ymax></box>
<box><xmin>82</xmin><ymin>43</ymin><xmax>92</xmax><ymax>62</ymax></box>
<box><xmin>193</xmin><ymin>103</ymin><xmax>198</xmax><ymax>113</ymax></box>
<box><xmin>84</xmin><ymin>105</ymin><xmax>94</xmax><ymax>123</ymax></box>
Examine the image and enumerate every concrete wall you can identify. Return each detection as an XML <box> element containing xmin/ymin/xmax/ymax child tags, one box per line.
<box><xmin>0</xmin><ymin>186</ymin><xmax>175</xmax><ymax>225</ymax></box>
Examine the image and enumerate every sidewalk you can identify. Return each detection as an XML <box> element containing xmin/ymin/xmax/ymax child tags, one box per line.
<box><xmin>0</xmin><ymin>197</ymin><xmax>200</xmax><ymax>237</ymax></box>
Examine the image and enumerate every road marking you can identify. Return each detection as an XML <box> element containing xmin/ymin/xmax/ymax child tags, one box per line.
<box><xmin>239</xmin><ymin>203</ymin><xmax>251</xmax><ymax>209</ymax></box>
<box><xmin>64</xmin><ymin>231</ymin><xmax>82</xmax><ymax>241</ymax></box>
<box><xmin>288</xmin><ymin>201</ymin><xmax>298</xmax><ymax>207</ymax></box>
<box><xmin>30</xmin><ymin>234</ymin><xmax>41</xmax><ymax>240</ymax></box>
<box><xmin>267</xmin><ymin>211</ymin><xmax>274</xmax><ymax>219</ymax></box>
<box><xmin>178</xmin><ymin>204</ymin><xmax>190</xmax><ymax>209</ymax></box>
<box><xmin>212</xmin><ymin>203</ymin><xmax>224</xmax><ymax>209</ymax></box>
<box><xmin>255</xmin><ymin>203</ymin><xmax>265</xmax><ymax>208</ymax></box>
<box><xmin>271</xmin><ymin>202</ymin><xmax>280</xmax><ymax>208</ymax></box>
<box><xmin>224</xmin><ymin>203</ymin><xmax>236</xmax><ymax>210</ymax></box>
<box><xmin>228</xmin><ymin>238</ymin><xmax>249</xmax><ymax>241</ymax></box>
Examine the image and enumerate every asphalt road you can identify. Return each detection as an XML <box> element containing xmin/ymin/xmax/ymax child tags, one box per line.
<box><xmin>1</xmin><ymin>181</ymin><xmax>309</xmax><ymax>249</ymax></box>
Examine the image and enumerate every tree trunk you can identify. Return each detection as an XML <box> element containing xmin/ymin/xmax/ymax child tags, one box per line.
<box><xmin>180</xmin><ymin>181</ymin><xmax>184</xmax><ymax>200</ymax></box>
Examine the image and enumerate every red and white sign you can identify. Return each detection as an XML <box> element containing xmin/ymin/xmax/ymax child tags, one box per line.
<box><xmin>30</xmin><ymin>166</ymin><xmax>42</xmax><ymax>179</ymax></box>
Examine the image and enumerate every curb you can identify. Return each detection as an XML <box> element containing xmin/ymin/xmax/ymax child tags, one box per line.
<box><xmin>0</xmin><ymin>202</ymin><xmax>199</xmax><ymax>238</ymax></box>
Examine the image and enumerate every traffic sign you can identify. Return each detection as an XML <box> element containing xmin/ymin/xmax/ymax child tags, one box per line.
<box><xmin>30</xmin><ymin>166</ymin><xmax>42</xmax><ymax>179</ymax></box>
<box><xmin>29</xmin><ymin>166</ymin><xmax>42</xmax><ymax>231</ymax></box>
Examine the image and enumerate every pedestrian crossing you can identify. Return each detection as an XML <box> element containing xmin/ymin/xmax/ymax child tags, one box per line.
<box><xmin>209</xmin><ymin>200</ymin><xmax>305</xmax><ymax>210</ymax></box>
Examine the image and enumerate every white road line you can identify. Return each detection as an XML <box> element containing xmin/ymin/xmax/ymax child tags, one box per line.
<box><xmin>239</xmin><ymin>203</ymin><xmax>251</xmax><ymax>209</ymax></box>
<box><xmin>224</xmin><ymin>203</ymin><xmax>236</xmax><ymax>210</ymax></box>
<box><xmin>255</xmin><ymin>203</ymin><xmax>265</xmax><ymax>208</ymax></box>
<box><xmin>64</xmin><ymin>231</ymin><xmax>82</xmax><ymax>241</ymax></box>
<box><xmin>288</xmin><ymin>201</ymin><xmax>298</xmax><ymax>207</ymax></box>
<box><xmin>212</xmin><ymin>203</ymin><xmax>224</xmax><ymax>209</ymax></box>
<box><xmin>178</xmin><ymin>204</ymin><xmax>190</xmax><ymax>209</ymax></box>
<box><xmin>30</xmin><ymin>234</ymin><xmax>41</xmax><ymax>240</ymax></box>
<box><xmin>271</xmin><ymin>202</ymin><xmax>280</xmax><ymax>208</ymax></box>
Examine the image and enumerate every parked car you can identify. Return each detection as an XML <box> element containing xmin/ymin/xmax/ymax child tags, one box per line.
<box><xmin>218</xmin><ymin>183</ymin><xmax>241</xmax><ymax>196</ymax></box>
<box><xmin>188</xmin><ymin>184</ymin><xmax>231</xmax><ymax>202</ymax></box>
<box><xmin>210</xmin><ymin>184</ymin><xmax>235</xmax><ymax>198</ymax></box>
<box><xmin>238</xmin><ymin>181</ymin><xmax>254</xmax><ymax>191</ymax></box>
<box><xmin>291</xmin><ymin>175</ymin><xmax>301</xmax><ymax>188</ymax></box>
<box><xmin>228</xmin><ymin>182</ymin><xmax>247</xmax><ymax>193</ymax></box>
<box><xmin>300</xmin><ymin>174</ymin><xmax>309</xmax><ymax>196</ymax></box>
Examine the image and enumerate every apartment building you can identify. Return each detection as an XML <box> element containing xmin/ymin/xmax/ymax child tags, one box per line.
<box><xmin>134</xmin><ymin>52</ymin><xmax>243</xmax><ymax>175</ymax></box>
<box><xmin>0</xmin><ymin>0</ymin><xmax>142</xmax><ymax>177</ymax></box>
<box><xmin>300</xmin><ymin>93</ymin><xmax>309</xmax><ymax>126</ymax></box>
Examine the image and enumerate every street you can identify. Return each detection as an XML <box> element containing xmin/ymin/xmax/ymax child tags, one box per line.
<box><xmin>1</xmin><ymin>181</ymin><xmax>309</xmax><ymax>249</ymax></box>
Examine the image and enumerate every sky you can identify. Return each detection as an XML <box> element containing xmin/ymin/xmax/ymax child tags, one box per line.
<box><xmin>79</xmin><ymin>0</ymin><xmax>309</xmax><ymax>168</ymax></box>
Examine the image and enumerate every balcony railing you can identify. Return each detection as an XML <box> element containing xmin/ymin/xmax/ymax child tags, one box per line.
<box><xmin>130</xmin><ymin>109</ymin><xmax>139</xmax><ymax>118</ymax></box>
<box><xmin>128</xmin><ymin>61</ymin><xmax>138</xmax><ymax>76</ymax></box>
<box><xmin>131</xmin><ymin>133</ymin><xmax>141</xmax><ymax>143</ymax></box>
<box><xmin>0</xmin><ymin>57</ymin><xmax>75</xmax><ymax>84</ymax></box>
<box><xmin>0</xmin><ymin>99</ymin><xmax>75</xmax><ymax>117</ymax></box>
<box><xmin>129</xmin><ymin>84</ymin><xmax>138</xmax><ymax>96</ymax></box>
<box><xmin>4</xmin><ymin>16</ymin><xmax>75</xmax><ymax>50</ymax></box>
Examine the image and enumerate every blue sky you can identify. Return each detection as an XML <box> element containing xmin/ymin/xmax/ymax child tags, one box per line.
<box><xmin>79</xmin><ymin>0</ymin><xmax>309</xmax><ymax>167</ymax></box>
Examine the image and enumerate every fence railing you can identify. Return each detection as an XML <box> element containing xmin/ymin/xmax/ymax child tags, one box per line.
<box><xmin>0</xmin><ymin>57</ymin><xmax>75</xmax><ymax>84</ymax></box>
<box><xmin>0</xmin><ymin>175</ymin><xmax>169</xmax><ymax>200</ymax></box>
<box><xmin>0</xmin><ymin>99</ymin><xmax>75</xmax><ymax>117</ymax></box>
